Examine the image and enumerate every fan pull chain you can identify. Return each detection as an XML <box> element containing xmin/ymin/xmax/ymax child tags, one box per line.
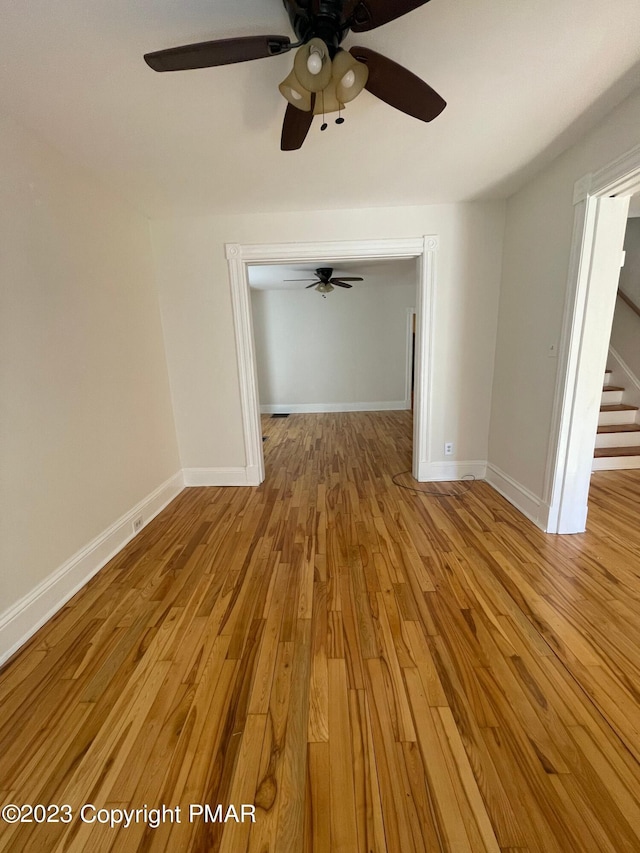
<box><xmin>319</xmin><ymin>91</ymin><xmax>345</xmax><ymax>132</ymax></box>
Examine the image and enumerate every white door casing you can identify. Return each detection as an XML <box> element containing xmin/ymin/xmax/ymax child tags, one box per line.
<box><xmin>225</xmin><ymin>237</ymin><xmax>439</xmax><ymax>485</ymax></box>
<box><xmin>545</xmin><ymin>143</ymin><xmax>640</xmax><ymax>533</ymax></box>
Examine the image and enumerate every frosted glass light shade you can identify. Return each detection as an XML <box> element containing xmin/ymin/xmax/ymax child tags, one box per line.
<box><xmin>294</xmin><ymin>39</ymin><xmax>332</xmax><ymax>92</ymax></box>
<box><xmin>278</xmin><ymin>70</ymin><xmax>312</xmax><ymax>111</ymax></box>
<box><xmin>332</xmin><ymin>49</ymin><xmax>368</xmax><ymax>104</ymax></box>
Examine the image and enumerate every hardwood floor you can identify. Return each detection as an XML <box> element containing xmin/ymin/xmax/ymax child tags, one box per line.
<box><xmin>1</xmin><ymin>410</ymin><xmax>640</xmax><ymax>852</ymax></box>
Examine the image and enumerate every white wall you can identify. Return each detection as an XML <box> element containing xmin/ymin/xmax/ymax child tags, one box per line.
<box><xmin>610</xmin><ymin>217</ymin><xmax>640</xmax><ymax>391</ymax></box>
<box><xmin>251</xmin><ymin>277</ymin><xmax>416</xmax><ymax>411</ymax></box>
<box><xmin>151</xmin><ymin>202</ymin><xmax>506</xmax><ymax>473</ymax></box>
<box><xmin>0</xmin><ymin>113</ymin><xmax>181</xmax><ymax>657</ymax></box>
<box><xmin>489</xmin><ymin>88</ymin><xmax>640</xmax><ymax>501</ymax></box>
<box><xmin>620</xmin><ymin>217</ymin><xmax>640</xmax><ymax>307</ymax></box>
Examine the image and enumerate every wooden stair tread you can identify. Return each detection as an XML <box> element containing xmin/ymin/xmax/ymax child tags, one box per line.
<box><xmin>599</xmin><ymin>404</ymin><xmax>639</xmax><ymax>412</ymax></box>
<box><xmin>603</xmin><ymin>385</ymin><xmax>624</xmax><ymax>392</ymax></box>
<box><xmin>597</xmin><ymin>423</ymin><xmax>640</xmax><ymax>434</ymax></box>
<box><xmin>594</xmin><ymin>445</ymin><xmax>640</xmax><ymax>458</ymax></box>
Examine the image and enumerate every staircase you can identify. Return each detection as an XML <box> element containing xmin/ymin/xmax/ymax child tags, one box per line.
<box><xmin>593</xmin><ymin>370</ymin><xmax>640</xmax><ymax>470</ymax></box>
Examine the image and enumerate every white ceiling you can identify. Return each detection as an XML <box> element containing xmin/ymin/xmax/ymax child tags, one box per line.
<box><xmin>1</xmin><ymin>1</ymin><xmax>639</xmax><ymax>217</ymax></box>
<box><xmin>248</xmin><ymin>258</ymin><xmax>417</xmax><ymax>289</ymax></box>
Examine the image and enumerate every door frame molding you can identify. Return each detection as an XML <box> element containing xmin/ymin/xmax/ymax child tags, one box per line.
<box><xmin>544</xmin><ymin>143</ymin><xmax>640</xmax><ymax>533</ymax></box>
<box><xmin>225</xmin><ymin>237</ymin><xmax>439</xmax><ymax>484</ymax></box>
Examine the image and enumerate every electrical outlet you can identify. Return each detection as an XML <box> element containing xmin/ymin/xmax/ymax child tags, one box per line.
<box><xmin>132</xmin><ymin>516</ymin><xmax>143</xmax><ymax>534</ymax></box>
<box><xmin>444</xmin><ymin>442</ymin><xmax>454</xmax><ymax>456</ymax></box>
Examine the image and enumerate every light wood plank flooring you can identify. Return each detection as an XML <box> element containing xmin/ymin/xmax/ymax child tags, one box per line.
<box><xmin>1</xmin><ymin>410</ymin><xmax>640</xmax><ymax>852</ymax></box>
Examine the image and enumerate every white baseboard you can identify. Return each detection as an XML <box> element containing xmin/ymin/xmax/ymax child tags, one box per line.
<box><xmin>416</xmin><ymin>461</ymin><xmax>487</xmax><ymax>481</ymax></box>
<box><xmin>485</xmin><ymin>463</ymin><xmax>550</xmax><ymax>531</ymax></box>
<box><xmin>0</xmin><ymin>471</ymin><xmax>184</xmax><ymax>668</ymax></box>
<box><xmin>260</xmin><ymin>401</ymin><xmax>409</xmax><ymax>414</ymax></box>
<box><xmin>183</xmin><ymin>467</ymin><xmax>259</xmax><ymax>486</ymax></box>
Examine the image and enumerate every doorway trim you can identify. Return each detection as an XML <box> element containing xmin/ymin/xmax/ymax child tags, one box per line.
<box><xmin>545</xmin><ymin>143</ymin><xmax>640</xmax><ymax>533</ymax></box>
<box><xmin>225</xmin><ymin>237</ymin><xmax>439</xmax><ymax>485</ymax></box>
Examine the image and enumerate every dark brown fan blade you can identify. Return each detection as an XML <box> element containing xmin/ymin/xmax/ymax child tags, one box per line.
<box><xmin>350</xmin><ymin>46</ymin><xmax>446</xmax><ymax>122</ymax></box>
<box><xmin>281</xmin><ymin>93</ymin><xmax>316</xmax><ymax>151</ymax></box>
<box><xmin>144</xmin><ymin>35</ymin><xmax>292</xmax><ymax>72</ymax></box>
<box><xmin>332</xmin><ymin>281</ymin><xmax>353</xmax><ymax>288</ymax></box>
<box><xmin>305</xmin><ymin>283</ymin><xmax>318</xmax><ymax>288</ymax></box>
<box><xmin>285</xmin><ymin>279</ymin><xmax>318</xmax><ymax>282</ymax></box>
<box><xmin>329</xmin><ymin>277</ymin><xmax>363</xmax><ymax>282</ymax></box>
<box><xmin>344</xmin><ymin>0</ymin><xmax>430</xmax><ymax>32</ymax></box>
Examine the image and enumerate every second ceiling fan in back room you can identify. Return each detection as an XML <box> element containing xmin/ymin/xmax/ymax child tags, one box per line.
<box><xmin>285</xmin><ymin>266</ymin><xmax>363</xmax><ymax>296</ymax></box>
<box><xmin>144</xmin><ymin>0</ymin><xmax>446</xmax><ymax>151</ymax></box>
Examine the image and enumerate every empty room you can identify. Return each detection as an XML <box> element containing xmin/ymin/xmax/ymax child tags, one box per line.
<box><xmin>2</xmin><ymin>1</ymin><xmax>640</xmax><ymax>851</ymax></box>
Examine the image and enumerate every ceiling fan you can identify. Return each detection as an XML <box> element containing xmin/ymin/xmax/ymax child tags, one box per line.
<box><xmin>144</xmin><ymin>0</ymin><xmax>446</xmax><ymax>151</ymax></box>
<box><xmin>286</xmin><ymin>266</ymin><xmax>363</xmax><ymax>295</ymax></box>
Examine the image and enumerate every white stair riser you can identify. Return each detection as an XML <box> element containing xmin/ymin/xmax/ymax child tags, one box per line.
<box><xmin>593</xmin><ymin>455</ymin><xmax>640</xmax><ymax>471</ymax></box>
<box><xmin>595</xmin><ymin>370</ymin><xmax>640</xmax><ymax>469</ymax></box>
<box><xmin>601</xmin><ymin>390</ymin><xmax>623</xmax><ymax>405</ymax></box>
<box><xmin>598</xmin><ymin>410</ymin><xmax>639</xmax><ymax>426</ymax></box>
<box><xmin>595</xmin><ymin>431</ymin><xmax>640</xmax><ymax>448</ymax></box>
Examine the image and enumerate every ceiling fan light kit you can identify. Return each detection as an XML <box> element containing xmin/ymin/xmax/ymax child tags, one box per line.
<box><xmin>316</xmin><ymin>282</ymin><xmax>335</xmax><ymax>295</ymax></box>
<box><xmin>144</xmin><ymin>0</ymin><xmax>446</xmax><ymax>150</ymax></box>
<box><xmin>278</xmin><ymin>45</ymin><xmax>368</xmax><ymax>118</ymax></box>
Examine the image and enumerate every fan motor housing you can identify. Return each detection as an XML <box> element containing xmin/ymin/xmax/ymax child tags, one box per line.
<box><xmin>316</xmin><ymin>267</ymin><xmax>333</xmax><ymax>281</ymax></box>
<box><xmin>283</xmin><ymin>0</ymin><xmax>348</xmax><ymax>51</ymax></box>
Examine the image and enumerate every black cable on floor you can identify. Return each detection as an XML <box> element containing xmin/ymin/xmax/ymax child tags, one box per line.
<box><xmin>391</xmin><ymin>470</ymin><xmax>476</xmax><ymax>497</ymax></box>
